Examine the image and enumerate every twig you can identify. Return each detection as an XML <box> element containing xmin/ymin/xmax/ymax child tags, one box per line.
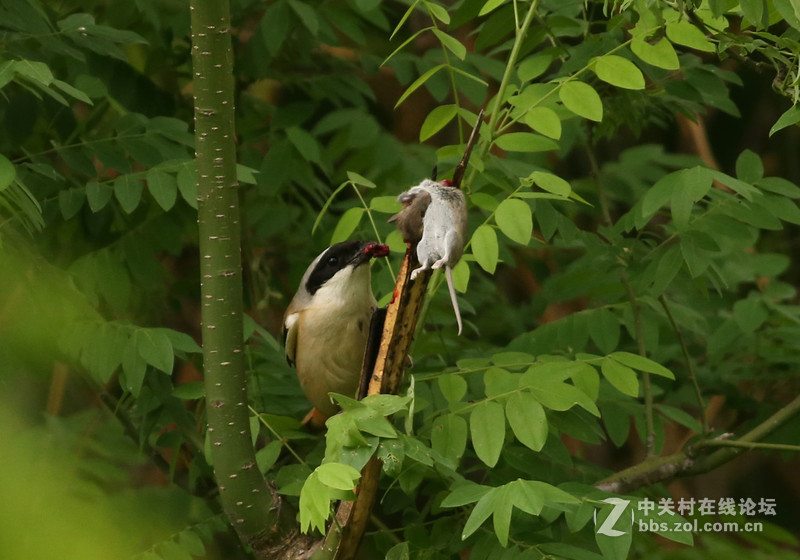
<box><xmin>584</xmin><ymin>129</ymin><xmax>612</xmax><ymax>227</ymax></box>
<box><xmin>451</xmin><ymin>109</ymin><xmax>485</xmax><ymax>189</ymax></box>
<box><xmin>659</xmin><ymin>294</ymin><xmax>709</xmax><ymax>434</ymax></box>
<box><xmin>595</xmin><ymin>393</ymin><xmax>800</xmax><ymax>493</ymax></box>
<box><xmin>621</xmin><ymin>270</ymin><xmax>655</xmax><ymax>458</ymax></box>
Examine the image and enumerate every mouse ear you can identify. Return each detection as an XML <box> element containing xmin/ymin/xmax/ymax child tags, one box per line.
<box><xmin>431</xmin><ymin>164</ymin><xmax>438</xmax><ymax>181</ymax></box>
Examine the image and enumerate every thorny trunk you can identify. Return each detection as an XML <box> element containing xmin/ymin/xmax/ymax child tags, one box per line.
<box><xmin>190</xmin><ymin>0</ymin><xmax>276</xmax><ymax>553</ymax></box>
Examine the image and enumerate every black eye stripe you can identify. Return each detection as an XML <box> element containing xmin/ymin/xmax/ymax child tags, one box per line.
<box><xmin>305</xmin><ymin>241</ymin><xmax>364</xmax><ymax>295</ymax></box>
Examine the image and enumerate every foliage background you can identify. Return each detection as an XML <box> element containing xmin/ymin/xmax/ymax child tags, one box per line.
<box><xmin>2</xmin><ymin>0</ymin><xmax>800</xmax><ymax>558</ymax></box>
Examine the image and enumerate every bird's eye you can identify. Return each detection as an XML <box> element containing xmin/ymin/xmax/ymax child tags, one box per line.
<box><xmin>327</xmin><ymin>256</ymin><xmax>338</xmax><ymax>266</ymax></box>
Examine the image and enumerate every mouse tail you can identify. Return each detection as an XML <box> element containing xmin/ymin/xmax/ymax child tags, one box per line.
<box><xmin>445</xmin><ymin>266</ymin><xmax>463</xmax><ymax>336</ymax></box>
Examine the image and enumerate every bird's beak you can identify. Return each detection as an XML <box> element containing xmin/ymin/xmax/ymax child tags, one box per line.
<box><xmin>351</xmin><ymin>241</ymin><xmax>390</xmax><ymax>266</ymax></box>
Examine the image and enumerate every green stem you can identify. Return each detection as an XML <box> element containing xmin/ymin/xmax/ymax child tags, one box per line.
<box><xmin>460</xmin><ymin>0</ymin><xmax>540</xmax><ymax>183</ymax></box>
<box><xmin>695</xmin><ymin>440</ymin><xmax>800</xmax><ymax>453</ymax></box>
<box><xmin>485</xmin><ymin>0</ymin><xmax>540</xmax><ymax>138</ymax></box>
<box><xmin>425</xmin><ymin>7</ymin><xmax>464</xmax><ymax>142</ymax></box>
<box><xmin>622</xmin><ymin>270</ymin><xmax>654</xmax><ymax>458</ymax></box>
<box><xmin>191</xmin><ymin>0</ymin><xmax>275</xmax><ymax>552</ymax></box>
<box><xmin>659</xmin><ymin>294</ymin><xmax>709</xmax><ymax>434</ymax></box>
<box><xmin>352</xmin><ymin>184</ymin><xmax>396</xmax><ymax>283</ymax></box>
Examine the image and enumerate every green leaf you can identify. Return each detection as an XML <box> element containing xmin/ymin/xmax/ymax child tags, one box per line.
<box><xmin>256</xmin><ymin>440</ymin><xmax>282</xmax><ymax>473</ymax></box>
<box><xmin>288</xmin><ymin>0</ymin><xmax>319</xmax><ymax>35</ymax></box>
<box><xmin>135</xmin><ymin>328</ymin><xmax>174</xmax><ymax>374</ymax></box>
<box><xmin>517</xmin><ymin>53</ymin><xmax>554</xmax><ymax>82</ymax></box>
<box><xmin>58</xmin><ymin>187</ymin><xmax>85</xmax><ymax>219</ymax></box>
<box><xmin>236</xmin><ymin>163</ymin><xmax>259</xmax><ymax>185</ymax></box>
<box><xmin>733</xmin><ymin>296</ymin><xmax>768</xmax><ymax>333</ymax></box>
<box><xmin>589</xmin><ymin>308</ymin><xmax>619</xmax><ymax>354</ymax></box>
<box><xmin>114</xmin><ymin>175</ymin><xmax>143</xmax><ymax>214</ymax></box>
<box><xmin>178</xmin><ymin>531</ymin><xmax>205</xmax><ymax>556</ymax></box>
<box><xmin>53</xmin><ymin>79</ymin><xmax>93</xmax><ymax>105</ymax></box>
<box><xmin>740</xmin><ymin>0</ymin><xmax>766</xmax><ymax>27</ymax></box>
<box><xmin>0</xmin><ymin>154</ymin><xmax>16</xmax><ymax>191</ymax></box>
<box><xmin>330</xmin><ymin>207</ymin><xmax>364</xmax><ymax>244</ymax></box>
<box><xmin>670</xmin><ymin>166</ymin><xmax>713</xmax><ymax>229</ymax></box>
<box><xmin>299</xmin><ymin>473</ymin><xmax>330</xmax><ymax>534</ymax></box>
<box><xmin>427</xmin><ymin>3</ymin><xmax>450</xmax><ymax>24</ymax></box>
<box><xmin>649</xmin><ymin>245</ymin><xmax>684</xmax><ymax>297</ymax></box>
<box><xmin>529</xmin><ymin>171</ymin><xmax>571</xmax><ymax>197</ymax></box>
<box><xmin>471</xmin><ymin>225</ymin><xmax>499</xmax><ymax>274</ymax></box>
<box><xmin>773</xmin><ymin>0</ymin><xmax>800</xmax><ymax>30</ymax></box>
<box><xmin>469</xmin><ymin>400</ymin><xmax>505</xmax><ymax>467</ymax></box>
<box><xmin>316</xmin><ymin>462</ymin><xmax>361</xmax><ymax>490</ymax></box>
<box><xmin>524</xmin><ymin>379</ymin><xmax>600</xmax><ymax>416</ymax></box>
<box><xmin>600</xmin><ymin>357</ymin><xmax>639</xmax><ymax>397</ymax></box>
<box><xmin>431</xmin><ymin>413</ymin><xmax>468</xmax><ymax>464</ymax></box>
<box><xmin>432</xmin><ymin>29</ymin><xmax>466</xmax><ymax>60</ymax></box>
<box><xmin>173</xmin><ymin>381</ymin><xmax>204</xmax><ymax>400</ymax></box>
<box><xmin>478</xmin><ymin>0</ymin><xmax>506</xmax><ymax>16</ymax></box>
<box><xmin>524</xmin><ymin>106</ymin><xmax>561</xmax><ymax>139</ymax></box>
<box><xmin>286</xmin><ymin>127</ymin><xmax>321</xmax><ymax>166</ymax></box>
<box><xmin>484</xmin><ymin>367</ymin><xmax>516</xmax><ymax>397</ymax></box>
<box><xmin>610</xmin><ymin>352</ymin><xmax>675</xmax><ymax>379</ymax></box>
<box><xmin>86</xmin><ymin>181</ymin><xmax>113</xmax><ymax>212</ymax></box>
<box><xmin>438</xmin><ymin>375</ymin><xmax>467</xmax><ymax>403</ymax></box>
<box><xmin>462</xmin><ymin>488</ymin><xmax>497</xmax><ymax>540</ymax></box>
<box><xmin>559</xmin><ymin>81</ymin><xmax>603</xmax><ymax>122</ymax></box>
<box><xmin>385</xmin><ymin>542</ymin><xmax>410</xmax><ymax>560</ymax></box>
<box><xmin>570</xmin><ymin>362</ymin><xmax>600</xmax><ymax>401</ymax></box>
<box><xmin>395</xmin><ymin>64</ymin><xmax>446</xmax><ymax>108</ymax></box>
<box><xmin>656</xmin><ymin>404</ymin><xmax>702</xmax><ymax>433</ymax></box>
<box><xmin>158</xmin><ymin>540</ymin><xmax>192</xmax><ymax>560</ymax></box>
<box><xmin>122</xmin><ymin>336</ymin><xmax>147</xmax><ymax>396</ymax></box>
<box><xmin>735</xmin><ymin>149</ymin><xmax>764</xmax><ymax>183</ymax></box>
<box><xmin>666</xmin><ymin>19</ymin><xmax>715</xmax><ymax>52</ymax></box>
<box><xmin>346</xmin><ymin>171</ymin><xmax>375</xmax><ymax>189</ymax></box>
<box><xmin>0</xmin><ymin>61</ymin><xmax>16</xmax><ymax>90</ymax></box>
<box><xmin>758</xmin><ymin>176</ymin><xmax>800</xmax><ymax>198</ymax></box>
<box><xmin>451</xmin><ymin>259</ymin><xmax>470</xmax><ymax>293</ymax></box>
<box><xmin>631</xmin><ymin>36</ymin><xmax>680</xmax><ymax>70</ymax></box>
<box><xmin>519</xmin><ymin>480</ymin><xmax>580</xmax><ymax>508</ymax></box>
<box><xmin>147</xmin><ymin>169</ymin><xmax>178</xmax><ymax>211</ymax></box>
<box><xmin>594</xmin><ymin>55</ymin><xmax>645</xmax><ymax>90</ymax></box>
<box><xmin>492</xmin><ymin>485</ymin><xmax>513</xmax><ymax>546</ymax></box>
<box><xmin>505</xmin><ymin>392</ymin><xmax>547</xmax><ymax>451</ymax></box>
<box><xmin>177</xmin><ymin>164</ymin><xmax>198</xmax><ymax>209</ymax></box>
<box><xmin>495</xmin><ymin>198</ymin><xmax>532</xmax><ymax>245</ymax></box>
<box><xmin>495</xmin><ymin>132</ymin><xmax>558</xmax><ymax>152</ymax></box>
<box><xmin>769</xmin><ymin>105</ymin><xmax>800</xmax><ymax>137</ymax></box>
<box><xmin>420</xmin><ymin>104</ymin><xmax>458</xmax><ymax>141</ymax></box>
<box><xmin>680</xmin><ymin>233</ymin><xmax>712</xmax><ymax>277</ymax></box>
<box><xmin>15</xmin><ymin>60</ymin><xmax>54</xmax><ymax>86</ymax></box>
<box><xmin>441</xmin><ymin>482</ymin><xmax>492</xmax><ymax>507</ymax></box>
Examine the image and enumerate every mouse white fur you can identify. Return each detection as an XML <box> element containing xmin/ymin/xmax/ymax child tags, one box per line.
<box><xmin>402</xmin><ymin>178</ymin><xmax>468</xmax><ymax>335</ymax></box>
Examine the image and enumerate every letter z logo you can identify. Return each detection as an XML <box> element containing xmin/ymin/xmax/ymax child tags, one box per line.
<box><xmin>594</xmin><ymin>498</ymin><xmax>632</xmax><ymax>537</ymax></box>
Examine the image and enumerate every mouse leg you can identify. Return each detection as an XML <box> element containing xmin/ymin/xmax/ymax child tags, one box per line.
<box><xmin>410</xmin><ymin>260</ymin><xmax>431</xmax><ymax>280</ymax></box>
<box><xmin>432</xmin><ymin>230</ymin><xmax>459</xmax><ymax>269</ymax></box>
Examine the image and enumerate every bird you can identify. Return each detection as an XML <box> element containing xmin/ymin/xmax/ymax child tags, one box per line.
<box><xmin>283</xmin><ymin>240</ymin><xmax>390</xmax><ymax>426</ymax></box>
